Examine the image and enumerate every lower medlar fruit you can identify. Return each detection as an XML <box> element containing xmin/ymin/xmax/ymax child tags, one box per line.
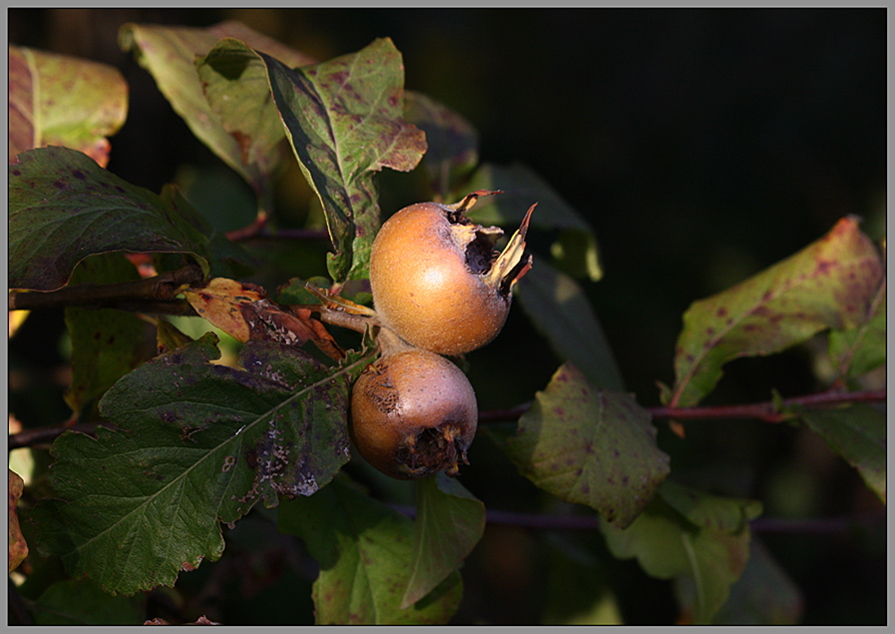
<box><xmin>368</xmin><ymin>191</ymin><xmax>535</xmax><ymax>356</ymax></box>
<box><xmin>349</xmin><ymin>333</ymin><xmax>478</xmax><ymax>480</ymax></box>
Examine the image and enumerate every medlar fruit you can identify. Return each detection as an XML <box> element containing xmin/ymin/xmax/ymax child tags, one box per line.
<box><xmin>349</xmin><ymin>335</ymin><xmax>478</xmax><ymax>480</ymax></box>
<box><xmin>369</xmin><ymin>193</ymin><xmax>535</xmax><ymax>356</ymax></box>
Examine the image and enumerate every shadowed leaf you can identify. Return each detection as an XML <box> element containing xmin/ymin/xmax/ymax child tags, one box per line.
<box><xmin>710</xmin><ymin>538</ymin><xmax>803</xmax><ymax>625</ymax></box>
<box><xmin>9</xmin><ymin>45</ymin><xmax>127</xmax><ymax>167</ymax></box>
<box><xmin>257</xmin><ymin>37</ymin><xmax>427</xmax><ymax>282</ymax></box>
<box><xmin>64</xmin><ymin>254</ymin><xmax>152</xmax><ymax>415</ymax></box>
<box><xmin>401</xmin><ymin>473</ymin><xmax>486</xmax><ymax>609</ymax></box>
<box><xmin>502</xmin><ymin>363</ymin><xmax>669</xmax><ymax>528</ymax></box>
<box><xmin>670</xmin><ymin>216</ymin><xmax>884</xmax><ymax>407</ymax></box>
<box><xmin>27</xmin><ymin>335</ymin><xmax>372</xmax><ymax>595</ymax></box>
<box><xmin>9</xmin><ymin>147</ymin><xmax>212</xmax><ymax>291</ymax></box>
<box><xmin>517</xmin><ymin>262</ymin><xmax>624</xmax><ymax>391</ymax></box>
<box><xmin>278</xmin><ymin>479</ymin><xmax>463</xmax><ymax>624</ymax></box>
<box><xmin>800</xmin><ymin>404</ymin><xmax>886</xmax><ymax>503</ymax></box>
<box><xmin>404</xmin><ymin>91</ymin><xmax>479</xmax><ymax>200</ymax></box>
<box><xmin>31</xmin><ymin>578</ymin><xmax>143</xmax><ymax>625</ymax></box>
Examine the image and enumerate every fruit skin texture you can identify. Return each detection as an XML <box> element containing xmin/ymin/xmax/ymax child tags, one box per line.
<box><xmin>350</xmin><ymin>347</ymin><xmax>478</xmax><ymax>480</ymax></box>
<box><xmin>369</xmin><ymin>202</ymin><xmax>510</xmax><ymax>356</ymax></box>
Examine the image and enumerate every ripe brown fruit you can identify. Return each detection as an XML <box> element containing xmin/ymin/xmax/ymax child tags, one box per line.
<box><xmin>349</xmin><ymin>340</ymin><xmax>478</xmax><ymax>480</ymax></box>
<box><xmin>369</xmin><ymin>193</ymin><xmax>534</xmax><ymax>356</ymax></box>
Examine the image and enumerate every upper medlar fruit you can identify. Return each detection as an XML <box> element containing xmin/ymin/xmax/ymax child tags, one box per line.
<box><xmin>369</xmin><ymin>192</ymin><xmax>535</xmax><ymax>356</ymax></box>
<box><xmin>349</xmin><ymin>331</ymin><xmax>478</xmax><ymax>480</ymax></box>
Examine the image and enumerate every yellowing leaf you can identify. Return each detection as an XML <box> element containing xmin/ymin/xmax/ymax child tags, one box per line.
<box><xmin>9</xmin><ymin>45</ymin><xmax>127</xmax><ymax>167</ymax></box>
<box><xmin>670</xmin><ymin>216</ymin><xmax>884</xmax><ymax>407</ymax></box>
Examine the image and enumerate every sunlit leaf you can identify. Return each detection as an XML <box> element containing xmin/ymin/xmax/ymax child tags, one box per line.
<box><xmin>27</xmin><ymin>335</ymin><xmax>372</xmax><ymax>595</ymax></box>
<box><xmin>516</xmin><ymin>262</ymin><xmax>624</xmax><ymax>391</ymax></box>
<box><xmin>9</xmin><ymin>147</ymin><xmax>211</xmax><ymax>291</ymax></box>
<box><xmin>401</xmin><ymin>473</ymin><xmax>485</xmax><ymax>609</ymax></box>
<box><xmin>800</xmin><ymin>404</ymin><xmax>886</xmax><ymax>503</ymax></box>
<box><xmin>502</xmin><ymin>363</ymin><xmax>669</xmax><ymax>528</ymax></box>
<box><xmin>670</xmin><ymin>216</ymin><xmax>884</xmax><ymax>407</ymax></box>
<box><xmin>404</xmin><ymin>91</ymin><xmax>479</xmax><ymax>200</ymax></box>
<box><xmin>258</xmin><ymin>37</ymin><xmax>427</xmax><ymax>282</ymax></box>
<box><xmin>64</xmin><ymin>254</ymin><xmax>152</xmax><ymax>415</ymax></box>
<box><xmin>466</xmin><ymin>162</ymin><xmax>603</xmax><ymax>282</ymax></box>
<box><xmin>278</xmin><ymin>479</ymin><xmax>463</xmax><ymax>624</ymax></box>
<box><xmin>9</xmin><ymin>469</ymin><xmax>28</xmax><ymax>574</ymax></box>
<box><xmin>601</xmin><ymin>481</ymin><xmax>761</xmax><ymax>624</ymax></box>
<box><xmin>119</xmin><ymin>21</ymin><xmax>314</xmax><ymax>199</ymax></box>
<box><xmin>9</xmin><ymin>45</ymin><xmax>127</xmax><ymax>167</ymax></box>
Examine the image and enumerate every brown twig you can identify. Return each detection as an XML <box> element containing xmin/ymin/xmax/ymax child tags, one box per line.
<box><xmin>8</xmin><ymin>421</ymin><xmax>114</xmax><ymax>450</ymax></box>
<box><xmin>8</xmin><ymin>263</ymin><xmax>204</xmax><ymax>314</ymax></box>
<box><xmin>478</xmin><ymin>389</ymin><xmax>886</xmax><ymax>424</ymax></box>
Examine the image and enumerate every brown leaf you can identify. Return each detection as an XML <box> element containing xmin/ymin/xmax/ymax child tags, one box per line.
<box><xmin>183</xmin><ymin>278</ymin><xmax>344</xmax><ymax>360</ymax></box>
<box><xmin>8</xmin><ymin>469</ymin><xmax>28</xmax><ymax>574</ymax></box>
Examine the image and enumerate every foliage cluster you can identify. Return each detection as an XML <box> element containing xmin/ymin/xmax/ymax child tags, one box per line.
<box><xmin>8</xmin><ymin>20</ymin><xmax>885</xmax><ymax>625</ymax></box>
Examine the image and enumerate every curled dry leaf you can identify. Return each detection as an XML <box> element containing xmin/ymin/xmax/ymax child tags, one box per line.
<box><xmin>183</xmin><ymin>278</ymin><xmax>344</xmax><ymax>360</ymax></box>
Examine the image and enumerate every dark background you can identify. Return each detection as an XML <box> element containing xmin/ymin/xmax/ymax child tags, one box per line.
<box><xmin>9</xmin><ymin>8</ymin><xmax>887</xmax><ymax>625</ymax></box>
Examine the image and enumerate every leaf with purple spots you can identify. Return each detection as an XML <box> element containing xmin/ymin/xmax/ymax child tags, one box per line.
<box><xmin>26</xmin><ymin>334</ymin><xmax>374</xmax><ymax>596</ymax></box>
<box><xmin>9</xmin><ymin>146</ymin><xmax>212</xmax><ymax>291</ymax></box>
<box><xmin>258</xmin><ymin>38</ymin><xmax>428</xmax><ymax>283</ymax></box>
<box><xmin>502</xmin><ymin>363</ymin><xmax>670</xmax><ymax>529</ymax></box>
<box><xmin>278</xmin><ymin>479</ymin><xmax>463</xmax><ymax>624</ymax></box>
<box><xmin>669</xmin><ymin>216</ymin><xmax>884</xmax><ymax>408</ymax></box>
<box><xmin>9</xmin><ymin>45</ymin><xmax>127</xmax><ymax>167</ymax></box>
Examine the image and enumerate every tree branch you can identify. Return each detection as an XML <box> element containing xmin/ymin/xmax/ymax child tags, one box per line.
<box><xmin>8</xmin><ymin>263</ymin><xmax>204</xmax><ymax>314</ymax></box>
<box><xmin>479</xmin><ymin>389</ymin><xmax>885</xmax><ymax>424</ymax></box>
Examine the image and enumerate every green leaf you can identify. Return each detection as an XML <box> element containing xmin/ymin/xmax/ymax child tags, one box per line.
<box><xmin>9</xmin><ymin>146</ymin><xmax>211</xmax><ymax>291</ymax></box>
<box><xmin>401</xmin><ymin>473</ymin><xmax>486</xmax><ymax>609</ymax></box>
<box><xmin>63</xmin><ymin>254</ymin><xmax>151</xmax><ymax>415</ymax></box>
<box><xmin>828</xmin><ymin>276</ymin><xmax>886</xmax><ymax>380</ymax></box>
<box><xmin>9</xmin><ymin>45</ymin><xmax>127</xmax><ymax>167</ymax></box>
<box><xmin>516</xmin><ymin>262</ymin><xmax>624</xmax><ymax>391</ymax></box>
<box><xmin>466</xmin><ymin>162</ymin><xmax>603</xmax><ymax>282</ymax></box>
<box><xmin>119</xmin><ymin>20</ymin><xmax>314</xmax><ymax>199</ymax></box>
<box><xmin>502</xmin><ymin>363</ymin><xmax>670</xmax><ymax>528</ymax></box>
<box><xmin>601</xmin><ymin>481</ymin><xmax>761</xmax><ymax>624</ymax></box>
<box><xmin>278</xmin><ymin>479</ymin><xmax>463</xmax><ymax>624</ymax></box>
<box><xmin>711</xmin><ymin>538</ymin><xmax>803</xmax><ymax>625</ymax></box>
<box><xmin>541</xmin><ymin>537</ymin><xmax>623</xmax><ymax>625</ymax></box>
<box><xmin>31</xmin><ymin>578</ymin><xmax>143</xmax><ymax>625</ymax></box>
<box><xmin>800</xmin><ymin>404</ymin><xmax>886</xmax><ymax>503</ymax></box>
<box><xmin>404</xmin><ymin>90</ymin><xmax>479</xmax><ymax>200</ymax></box>
<box><xmin>257</xmin><ymin>38</ymin><xmax>427</xmax><ymax>282</ymax></box>
<box><xmin>670</xmin><ymin>216</ymin><xmax>884</xmax><ymax>407</ymax></box>
<box><xmin>27</xmin><ymin>335</ymin><xmax>371</xmax><ymax>595</ymax></box>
